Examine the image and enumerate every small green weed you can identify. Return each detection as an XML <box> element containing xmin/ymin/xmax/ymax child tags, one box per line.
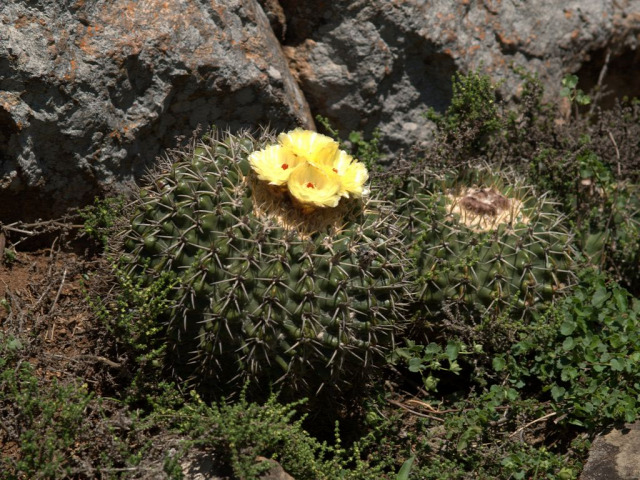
<box><xmin>560</xmin><ymin>74</ymin><xmax>591</xmax><ymax>116</ymax></box>
<box><xmin>0</xmin><ymin>334</ymin><xmax>93</xmax><ymax>479</ymax></box>
<box><xmin>78</xmin><ymin>196</ymin><xmax>127</xmax><ymax>247</ymax></box>
<box><xmin>392</xmin><ymin>339</ymin><xmax>483</xmax><ymax>392</ymax></box>
<box><xmin>0</xmin><ymin>297</ymin><xmax>10</xmax><ymax>314</ymax></box>
<box><xmin>315</xmin><ymin>114</ymin><xmax>383</xmax><ymax>171</ymax></box>
<box><xmin>3</xmin><ymin>247</ymin><xmax>17</xmax><ymax>265</ymax></box>
<box><xmin>425</xmin><ymin>70</ymin><xmax>502</xmax><ymax>155</ymax></box>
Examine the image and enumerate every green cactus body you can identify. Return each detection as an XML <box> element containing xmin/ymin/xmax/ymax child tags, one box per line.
<box><xmin>119</xmin><ymin>130</ymin><xmax>410</xmax><ymax>395</ymax></box>
<box><xmin>398</xmin><ymin>168</ymin><xmax>578</xmax><ymax>341</ymax></box>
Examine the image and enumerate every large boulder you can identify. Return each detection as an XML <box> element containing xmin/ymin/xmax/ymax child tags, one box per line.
<box><xmin>0</xmin><ymin>0</ymin><xmax>313</xmax><ymax>222</ymax></box>
<box><xmin>580</xmin><ymin>422</ymin><xmax>640</xmax><ymax>479</ymax></box>
<box><xmin>281</xmin><ymin>0</ymin><xmax>640</xmax><ymax>154</ymax></box>
<box><xmin>2</xmin><ymin>0</ymin><xmax>639</xmax><ymax>221</ymax></box>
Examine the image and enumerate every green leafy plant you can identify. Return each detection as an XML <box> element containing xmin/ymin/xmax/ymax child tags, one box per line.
<box><xmin>78</xmin><ymin>196</ymin><xmax>127</xmax><ymax>247</ymax></box>
<box><xmin>560</xmin><ymin>74</ymin><xmax>591</xmax><ymax>111</ymax></box>
<box><xmin>396</xmin><ymin>455</ymin><xmax>415</xmax><ymax>480</ymax></box>
<box><xmin>505</xmin><ymin>268</ymin><xmax>640</xmax><ymax>430</ymax></box>
<box><xmin>392</xmin><ymin>339</ymin><xmax>483</xmax><ymax>392</ymax></box>
<box><xmin>315</xmin><ymin>114</ymin><xmax>383</xmax><ymax>171</ymax></box>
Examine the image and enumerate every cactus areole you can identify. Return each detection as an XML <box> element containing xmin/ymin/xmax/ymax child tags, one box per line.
<box><xmin>119</xmin><ymin>129</ymin><xmax>409</xmax><ymax>396</ymax></box>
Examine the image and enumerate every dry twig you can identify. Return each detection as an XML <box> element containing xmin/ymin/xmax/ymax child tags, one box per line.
<box><xmin>386</xmin><ymin>398</ymin><xmax>445</xmax><ymax>422</ymax></box>
<box><xmin>509</xmin><ymin>411</ymin><xmax>557</xmax><ymax>440</ymax></box>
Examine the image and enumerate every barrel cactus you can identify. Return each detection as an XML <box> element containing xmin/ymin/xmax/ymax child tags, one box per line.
<box><xmin>118</xmin><ymin>128</ymin><xmax>411</xmax><ymax>396</ymax></box>
<box><xmin>398</xmin><ymin>167</ymin><xmax>578</xmax><ymax>347</ymax></box>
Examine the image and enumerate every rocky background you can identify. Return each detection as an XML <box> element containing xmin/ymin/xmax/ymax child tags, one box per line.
<box><xmin>1</xmin><ymin>0</ymin><xmax>639</xmax><ymax>222</ymax></box>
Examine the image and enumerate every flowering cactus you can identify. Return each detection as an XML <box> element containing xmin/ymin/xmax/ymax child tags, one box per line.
<box><xmin>119</xmin><ymin>129</ymin><xmax>409</xmax><ymax>396</ymax></box>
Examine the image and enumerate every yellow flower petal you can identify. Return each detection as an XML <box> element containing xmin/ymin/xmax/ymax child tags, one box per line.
<box><xmin>288</xmin><ymin>163</ymin><xmax>341</xmax><ymax>208</ymax></box>
<box><xmin>341</xmin><ymin>159</ymin><xmax>369</xmax><ymax>197</ymax></box>
<box><xmin>248</xmin><ymin>144</ymin><xmax>299</xmax><ymax>185</ymax></box>
<box><xmin>332</xmin><ymin>149</ymin><xmax>354</xmax><ymax>176</ymax></box>
<box><xmin>330</xmin><ymin>150</ymin><xmax>369</xmax><ymax>197</ymax></box>
<box><xmin>278</xmin><ymin>128</ymin><xmax>339</xmax><ymax>169</ymax></box>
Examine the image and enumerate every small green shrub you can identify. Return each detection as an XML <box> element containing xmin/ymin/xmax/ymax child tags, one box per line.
<box><xmin>86</xmin><ymin>258</ymin><xmax>177</xmax><ymax>406</ymax></box>
<box><xmin>425</xmin><ymin>71</ymin><xmax>502</xmax><ymax>156</ymax></box>
<box><xmin>503</xmin><ymin>268</ymin><xmax>640</xmax><ymax>430</ymax></box>
<box><xmin>559</xmin><ymin>74</ymin><xmax>591</xmax><ymax>113</ymax></box>
<box><xmin>78</xmin><ymin>196</ymin><xmax>127</xmax><ymax>247</ymax></box>
<box><xmin>91</xmin><ymin>261</ymin><xmax>176</xmax><ymax>358</ymax></box>
<box><xmin>164</xmin><ymin>388</ymin><xmax>392</xmax><ymax>480</ymax></box>
<box><xmin>0</xmin><ymin>334</ymin><xmax>93</xmax><ymax>479</ymax></box>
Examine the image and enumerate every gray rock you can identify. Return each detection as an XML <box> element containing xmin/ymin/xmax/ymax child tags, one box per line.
<box><xmin>2</xmin><ymin>0</ymin><xmax>638</xmax><ymax>221</ymax></box>
<box><xmin>254</xmin><ymin>456</ymin><xmax>296</xmax><ymax>480</ymax></box>
<box><xmin>282</xmin><ymin>0</ymin><xmax>640</xmax><ymax>155</ymax></box>
<box><xmin>0</xmin><ymin>0</ymin><xmax>313</xmax><ymax>222</ymax></box>
<box><xmin>580</xmin><ymin>422</ymin><xmax>640</xmax><ymax>480</ymax></box>
<box><xmin>180</xmin><ymin>450</ymin><xmax>227</xmax><ymax>480</ymax></box>
<box><xmin>180</xmin><ymin>454</ymin><xmax>295</xmax><ymax>480</ymax></box>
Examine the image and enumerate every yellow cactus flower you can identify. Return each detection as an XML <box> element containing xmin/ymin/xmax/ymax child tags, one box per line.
<box><xmin>278</xmin><ymin>128</ymin><xmax>339</xmax><ymax>170</ymax></box>
<box><xmin>288</xmin><ymin>163</ymin><xmax>342</xmax><ymax>208</ymax></box>
<box><xmin>332</xmin><ymin>150</ymin><xmax>369</xmax><ymax>197</ymax></box>
<box><xmin>248</xmin><ymin>144</ymin><xmax>299</xmax><ymax>186</ymax></box>
<box><xmin>248</xmin><ymin>128</ymin><xmax>370</xmax><ymax>211</ymax></box>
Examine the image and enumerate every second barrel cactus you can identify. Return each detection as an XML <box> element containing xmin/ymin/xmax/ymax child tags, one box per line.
<box><xmin>397</xmin><ymin>167</ymin><xmax>578</xmax><ymax>346</ymax></box>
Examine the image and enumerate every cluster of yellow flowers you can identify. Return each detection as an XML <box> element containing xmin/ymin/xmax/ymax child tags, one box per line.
<box><xmin>248</xmin><ymin>129</ymin><xmax>369</xmax><ymax>209</ymax></box>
